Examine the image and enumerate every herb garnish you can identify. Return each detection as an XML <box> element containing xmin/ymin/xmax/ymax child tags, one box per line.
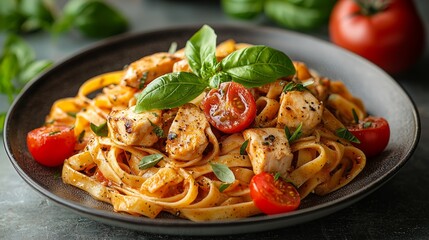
<box><xmin>135</xmin><ymin>25</ymin><xmax>295</xmax><ymax>112</ymax></box>
<box><xmin>336</xmin><ymin>127</ymin><xmax>360</xmax><ymax>144</ymax></box>
<box><xmin>274</xmin><ymin>172</ymin><xmax>281</xmax><ymax>181</ymax></box>
<box><xmin>148</xmin><ymin>119</ymin><xmax>164</xmax><ymax>138</ymax></box>
<box><xmin>240</xmin><ymin>140</ymin><xmax>249</xmax><ymax>155</ymax></box>
<box><xmin>138</xmin><ymin>153</ymin><xmax>163</xmax><ymax>170</ymax></box>
<box><xmin>352</xmin><ymin>108</ymin><xmax>359</xmax><ymax>124</ymax></box>
<box><xmin>283</xmin><ymin>79</ymin><xmax>314</xmax><ymax>93</ymax></box>
<box><xmin>90</xmin><ymin>122</ymin><xmax>108</xmax><ymax>137</ymax></box>
<box><xmin>210</xmin><ymin>162</ymin><xmax>235</xmax><ymax>192</ymax></box>
<box><xmin>284</xmin><ymin>123</ymin><xmax>303</xmax><ymax>143</ymax></box>
<box><xmin>78</xmin><ymin>130</ymin><xmax>85</xmax><ymax>143</ymax></box>
<box><xmin>363</xmin><ymin>121</ymin><xmax>372</xmax><ymax>129</ymax></box>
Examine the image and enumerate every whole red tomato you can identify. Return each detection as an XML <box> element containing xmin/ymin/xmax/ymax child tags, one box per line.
<box><xmin>329</xmin><ymin>0</ymin><xmax>425</xmax><ymax>74</ymax></box>
<box><xmin>27</xmin><ymin>125</ymin><xmax>76</xmax><ymax>167</ymax></box>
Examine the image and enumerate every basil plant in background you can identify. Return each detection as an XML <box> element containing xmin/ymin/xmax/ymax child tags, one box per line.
<box><xmin>221</xmin><ymin>0</ymin><xmax>337</xmax><ymax>31</ymax></box>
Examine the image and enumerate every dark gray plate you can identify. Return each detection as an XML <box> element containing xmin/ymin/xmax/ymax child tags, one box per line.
<box><xmin>3</xmin><ymin>25</ymin><xmax>420</xmax><ymax>236</ymax></box>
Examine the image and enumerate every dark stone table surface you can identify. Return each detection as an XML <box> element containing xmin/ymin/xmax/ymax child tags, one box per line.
<box><xmin>1</xmin><ymin>0</ymin><xmax>428</xmax><ymax>239</ymax></box>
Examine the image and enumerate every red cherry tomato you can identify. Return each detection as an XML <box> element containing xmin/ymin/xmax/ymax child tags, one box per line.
<box><xmin>249</xmin><ymin>172</ymin><xmax>300</xmax><ymax>215</ymax></box>
<box><xmin>201</xmin><ymin>81</ymin><xmax>256</xmax><ymax>134</ymax></box>
<box><xmin>347</xmin><ymin>116</ymin><xmax>390</xmax><ymax>157</ymax></box>
<box><xmin>27</xmin><ymin>125</ymin><xmax>76</xmax><ymax>167</ymax></box>
<box><xmin>329</xmin><ymin>0</ymin><xmax>425</xmax><ymax>74</ymax></box>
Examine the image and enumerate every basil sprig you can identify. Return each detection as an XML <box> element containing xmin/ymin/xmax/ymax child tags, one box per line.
<box><xmin>139</xmin><ymin>153</ymin><xmax>163</xmax><ymax>170</ymax></box>
<box><xmin>336</xmin><ymin>127</ymin><xmax>360</xmax><ymax>144</ymax></box>
<box><xmin>135</xmin><ymin>25</ymin><xmax>295</xmax><ymax>112</ymax></box>
<box><xmin>90</xmin><ymin>122</ymin><xmax>108</xmax><ymax>137</ymax></box>
<box><xmin>210</xmin><ymin>162</ymin><xmax>235</xmax><ymax>192</ymax></box>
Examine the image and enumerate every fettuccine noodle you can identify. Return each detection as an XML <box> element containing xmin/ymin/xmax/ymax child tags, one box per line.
<box><xmin>45</xmin><ymin>39</ymin><xmax>366</xmax><ymax>221</ymax></box>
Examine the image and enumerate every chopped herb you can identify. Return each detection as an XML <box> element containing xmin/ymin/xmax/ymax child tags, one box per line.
<box><xmin>283</xmin><ymin>79</ymin><xmax>314</xmax><ymax>93</ymax></box>
<box><xmin>363</xmin><ymin>121</ymin><xmax>372</xmax><ymax>129</ymax></box>
<box><xmin>168</xmin><ymin>41</ymin><xmax>178</xmax><ymax>54</ymax></box>
<box><xmin>219</xmin><ymin>183</ymin><xmax>230</xmax><ymax>192</ymax></box>
<box><xmin>53</xmin><ymin>171</ymin><xmax>61</xmax><ymax>179</ymax></box>
<box><xmin>90</xmin><ymin>122</ymin><xmax>108</xmax><ymax>137</ymax></box>
<box><xmin>210</xmin><ymin>163</ymin><xmax>235</xmax><ymax>184</ymax></box>
<box><xmin>67</xmin><ymin>112</ymin><xmax>77</xmax><ymax>118</ymax></box>
<box><xmin>352</xmin><ymin>108</ymin><xmax>359</xmax><ymax>124</ymax></box>
<box><xmin>138</xmin><ymin>153</ymin><xmax>163</xmax><ymax>170</ymax></box>
<box><xmin>285</xmin><ymin>123</ymin><xmax>303</xmax><ymax>143</ymax></box>
<box><xmin>49</xmin><ymin>131</ymin><xmax>60</xmax><ymax>136</ymax></box>
<box><xmin>240</xmin><ymin>140</ymin><xmax>249</xmax><ymax>155</ymax></box>
<box><xmin>336</xmin><ymin>127</ymin><xmax>360</xmax><ymax>144</ymax></box>
<box><xmin>78</xmin><ymin>130</ymin><xmax>85</xmax><ymax>143</ymax></box>
<box><xmin>148</xmin><ymin>119</ymin><xmax>164</xmax><ymax>137</ymax></box>
<box><xmin>274</xmin><ymin>172</ymin><xmax>281</xmax><ymax>181</ymax></box>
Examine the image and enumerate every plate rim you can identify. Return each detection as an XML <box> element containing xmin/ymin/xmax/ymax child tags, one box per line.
<box><xmin>3</xmin><ymin>23</ymin><xmax>421</xmax><ymax>236</ymax></box>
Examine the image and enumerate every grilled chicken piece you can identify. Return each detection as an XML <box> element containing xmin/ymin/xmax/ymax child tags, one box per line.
<box><xmin>107</xmin><ymin>106</ymin><xmax>162</xmax><ymax>147</ymax></box>
<box><xmin>243</xmin><ymin>128</ymin><xmax>293</xmax><ymax>178</ymax></box>
<box><xmin>121</xmin><ymin>52</ymin><xmax>180</xmax><ymax>89</ymax></box>
<box><xmin>166</xmin><ymin>103</ymin><xmax>209</xmax><ymax>161</ymax></box>
<box><xmin>277</xmin><ymin>90</ymin><xmax>324</xmax><ymax>136</ymax></box>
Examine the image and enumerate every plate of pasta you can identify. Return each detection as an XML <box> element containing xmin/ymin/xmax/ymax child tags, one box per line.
<box><xmin>4</xmin><ymin>25</ymin><xmax>419</xmax><ymax>236</ymax></box>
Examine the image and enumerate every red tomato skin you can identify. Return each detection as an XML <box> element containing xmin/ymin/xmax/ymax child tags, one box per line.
<box><xmin>27</xmin><ymin>125</ymin><xmax>76</xmax><ymax>167</ymax></box>
<box><xmin>348</xmin><ymin>117</ymin><xmax>390</xmax><ymax>158</ymax></box>
<box><xmin>329</xmin><ymin>0</ymin><xmax>425</xmax><ymax>74</ymax></box>
<box><xmin>202</xmin><ymin>82</ymin><xmax>257</xmax><ymax>134</ymax></box>
<box><xmin>249</xmin><ymin>172</ymin><xmax>300</xmax><ymax>215</ymax></box>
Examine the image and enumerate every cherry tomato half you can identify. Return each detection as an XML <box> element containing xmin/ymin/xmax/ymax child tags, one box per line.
<box><xmin>201</xmin><ymin>81</ymin><xmax>256</xmax><ymax>134</ymax></box>
<box><xmin>347</xmin><ymin>116</ymin><xmax>390</xmax><ymax>157</ymax></box>
<box><xmin>329</xmin><ymin>0</ymin><xmax>425</xmax><ymax>74</ymax></box>
<box><xmin>27</xmin><ymin>125</ymin><xmax>76</xmax><ymax>167</ymax></box>
<box><xmin>249</xmin><ymin>172</ymin><xmax>300</xmax><ymax>215</ymax></box>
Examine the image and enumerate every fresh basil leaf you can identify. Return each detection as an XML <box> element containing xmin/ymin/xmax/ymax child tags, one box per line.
<box><xmin>265</xmin><ymin>0</ymin><xmax>333</xmax><ymax>30</ymax></box>
<box><xmin>209</xmin><ymin>71</ymin><xmax>231</xmax><ymax>89</ymax></box>
<box><xmin>285</xmin><ymin>122</ymin><xmax>302</xmax><ymax>143</ymax></box>
<box><xmin>19</xmin><ymin>0</ymin><xmax>55</xmax><ymax>31</ymax></box>
<box><xmin>90</xmin><ymin>122</ymin><xmax>108</xmax><ymax>137</ymax></box>
<box><xmin>352</xmin><ymin>108</ymin><xmax>359</xmax><ymax>124</ymax></box>
<box><xmin>78</xmin><ymin>130</ymin><xmax>85</xmax><ymax>143</ymax></box>
<box><xmin>185</xmin><ymin>25</ymin><xmax>217</xmax><ymax>80</ymax></box>
<box><xmin>148</xmin><ymin>119</ymin><xmax>164</xmax><ymax>138</ymax></box>
<box><xmin>138</xmin><ymin>153</ymin><xmax>163</xmax><ymax>170</ymax></box>
<box><xmin>336</xmin><ymin>127</ymin><xmax>360</xmax><ymax>144</ymax></box>
<box><xmin>53</xmin><ymin>0</ymin><xmax>128</xmax><ymax>38</ymax></box>
<box><xmin>221</xmin><ymin>0</ymin><xmax>264</xmax><ymax>20</ymax></box>
<box><xmin>240</xmin><ymin>140</ymin><xmax>249</xmax><ymax>155</ymax></box>
<box><xmin>219</xmin><ymin>183</ymin><xmax>230</xmax><ymax>192</ymax></box>
<box><xmin>17</xmin><ymin>59</ymin><xmax>52</xmax><ymax>85</ymax></box>
<box><xmin>4</xmin><ymin>34</ymin><xmax>35</xmax><ymax>70</ymax></box>
<box><xmin>135</xmin><ymin>72</ymin><xmax>207</xmax><ymax>112</ymax></box>
<box><xmin>363</xmin><ymin>121</ymin><xmax>372</xmax><ymax>129</ymax></box>
<box><xmin>0</xmin><ymin>112</ymin><xmax>6</xmax><ymax>133</ymax></box>
<box><xmin>0</xmin><ymin>53</ymin><xmax>19</xmax><ymax>101</ymax></box>
<box><xmin>219</xmin><ymin>45</ymin><xmax>296</xmax><ymax>88</ymax></box>
<box><xmin>210</xmin><ymin>163</ymin><xmax>235</xmax><ymax>183</ymax></box>
<box><xmin>274</xmin><ymin>172</ymin><xmax>281</xmax><ymax>181</ymax></box>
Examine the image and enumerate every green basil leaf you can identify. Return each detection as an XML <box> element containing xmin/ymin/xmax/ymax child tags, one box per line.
<box><xmin>0</xmin><ymin>53</ymin><xmax>19</xmax><ymax>101</ymax></box>
<box><xmin>287</xmin><ymin>122</ymin><xmax>303</xmax><ymax>143</ymax></box>
<box><xmin>4</xmin><ymin>34</ymin><xmax>35</xmax><ymax>70</ymax></box>
<box><xmin>210</xmin><ymin>163</ymin><xmax>235</xmax><ymax>183</ymax></box>
<box><xmin>285</xmin><ymin>0</ymin><xmax>336</xmax><ymax>9</ymax></box>
<box><xmin>219</xmin><ymin>183</ymin><xmax>230</xmax><ymax>192</ymax></box>
<box><xmin>148</xmin><ymin>119</ymin><xmax>164</xmax><ymax>138</ymax></box>
<box><xmin>17</xmin><ymin>59</ymin><xmax>52</xmax><ymax>85</ymax></box>
<box><xmin>352</xmin><ymin>108</ymin><xmax>359</xmax><ymax>124</ymax></box>
<box><xmin>336</xmin><ymin>127</ymin><xmax>360</xmax><ymax>144</ymax></box>
<box><xmin>221</xmin><ymin>0</ymin><xmax>264</xmax><ymax>20</ymax></box>
<box><xmin>74</xmin><ymin>1</ymin><xmax>128</xmax><ymax>38</ymax></box>
<box><xmin>185</xmin><ymin>25</ymin><xmax>217</xmax><ymax>79</ymax></box>
<box><xmin>19</xmin><ymin>0</ymin><xmax>55</xmax><ymax>31</ymax></box>
<box><xmin>265</xmin><ymin>0</ymin><xmax>332</xmax><ymax>30</ymax></box>
<box><xmin>240</xmin><ymin>140</ymin><xmax>249</xmax><ymax>155</ymax></box>
<box><xmin>90</xmin><ymin>122</ymin><xmax>108</xmax><ymax>137</ymax></box>
<box><xmin>0</xmin><ymin>112</ymin><xmax>6</xmax><ymax>133</ymax></box>
<box><xmin>209</xmin><ymin>71</ymin><xmax>231</xmax><ymax>89</ymax></box>
<box><xmin>139</xmin><ymin>153</ymin><xmax>163</xmax><ymax>170</ymax></box>
<box><xmin>219</xmin><ymin>45</ymin><xmax>296</xmax><ymax>88</ymax></box>
<box><xmin>274</xmin><ymin>172</ymin><xmax>281</xmax><ymax>181</ymax></box>
<box><xmin>135</xmin><ymin>72</ymin><xmax>207</xmax><ymax>112</ymax></box>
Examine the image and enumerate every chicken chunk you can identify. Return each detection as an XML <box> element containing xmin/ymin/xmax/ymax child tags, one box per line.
<box><xmin>277</xmin><ymin>90</ymin><xmax>323</xmax><ymax>136</ymax></box>
<box><xmin>166</xmin><ymin>103</ymin><xmax>209</xmax><ymax>161</ymax></box>
<box><xmin>243</xmin><ymin>128</ymin><xmax>293</xmax><ymax>178</ymax></box>
<box><xmin>121</xmin><ymin>52</ymin><xmax>180</xmax><ymax>89</ymax></box>
<box><xmin>107</xmin><ymin>106</ymin><xmax>162</xmax><ymax>147</ymax></box>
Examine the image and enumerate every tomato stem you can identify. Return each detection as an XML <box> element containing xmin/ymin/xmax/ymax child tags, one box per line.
<box><xmin>354</xmin><ymin>0</ymin><xmax>390</xmax><ymax>16</ymax></box>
